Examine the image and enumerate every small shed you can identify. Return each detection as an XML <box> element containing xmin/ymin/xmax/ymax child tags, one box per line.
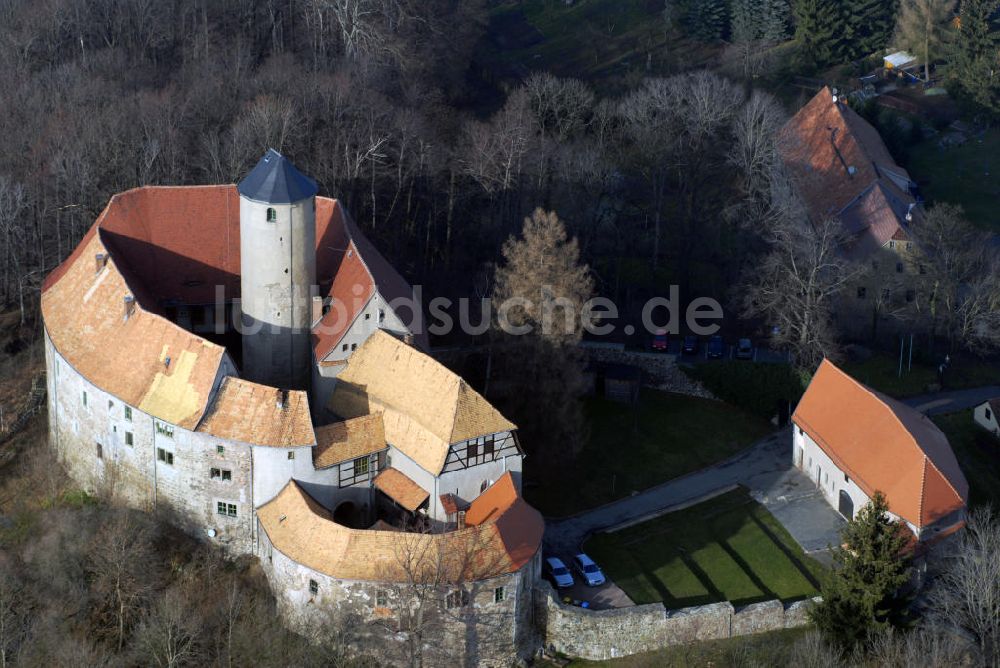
<box><xmin>973</xmin><ymin>399</ymin><xmax>1000</xmax><ymax>439</ymax></box>
<box><xmin>595</xmin><ymin>362</ymin><xmax>641</xmax><ymax>405</ymax></box>
<box><xmin>884</xmin><ymin>51</ymin><xmax>917</xmax><ymax>70</ymax></box>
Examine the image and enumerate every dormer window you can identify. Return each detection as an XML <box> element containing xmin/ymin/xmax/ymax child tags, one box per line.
<box><xmin>266</xmin><ymin>207</ymin><xmax>277</xmax><ymax>223</ymax></box>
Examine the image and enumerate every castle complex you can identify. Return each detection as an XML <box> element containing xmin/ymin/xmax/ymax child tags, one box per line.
<box><xmin>41</xmin><ymin>151</ymin><xmax>543</xmax><ymax>665</ymax></box>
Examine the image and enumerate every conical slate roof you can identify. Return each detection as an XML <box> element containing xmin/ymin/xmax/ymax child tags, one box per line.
<box><xmin>238</xmin><ymin>149</ymin><xmax>318</xmax><ymax>204</ymax></box>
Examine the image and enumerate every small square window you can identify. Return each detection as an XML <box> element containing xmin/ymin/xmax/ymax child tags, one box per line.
<box><xmin>157</xmin><ymin>448</ymin><xmax>174</xmax><ymax>466</ymax></box>
<box><xmin>125</xmin><ymin>431</ymin><xmax>134</xmax><ymax>446</ymax></box>
<box><xmin>494</xmin><ymin>587</ymin><xmax>505</xmax><ymax>603</ymax></box>
<box><xmin>889</xmin><ymin>240</ymin><xmax>896</xmax><ymax>249</ymax></box>
<box><xmin>906</xmin><ymin>242</ymin><xmax>912</xmax><ymax>251</ymax></box>
<box><xmin>445</xmin><ymin>590</ymin><xmax>469</xmax><ymax>609</ymax></box>
<box><xmin>211</xmin><ymin>468</ymin><xmax>221</xmax><ymax>479</ymax></box>
<box><xmin>856</xmin><ymin>286</ymin><xmax>867</xmax><ymax>299</ymax></box>
<box><xmin>484</xmin><ymin>438</ymin><xmax>495</xmax><ymax>457</ymax></box>
<box><xmin>467</xmin><ymin>442</ymin><xmax>479</xmax><ymax>461</ymax></box>
<box><xmin>905</xmin><ymin>289</ymin><xmax>915</xmax><ymax>303</ymax></box>
<box><xmin>124</xmin><ymin>406</ymin><xmax>132</xmax><ymax>421</ymax></box>
<box><xmin>82</xmin><ymin>391</ymin><xmax>88</xmax><ymax>407</ymax></box>
<box><xmin>217</xmin><ymin>445</ymin><xmax>225</xmax><ymax>455</ymax></box>
<box><xmin>96</xmin><ymin>442</ymin><xmax>103</xmax><ymax>459</ymax></box>
<box><xmin>896</xmin><ymin>262</ymin><xmax>904</xmax><ymax>273</ymax></box>
<box><xmin>266</xmin><ymin>207</ymin><xmax>277</xmax><ymax>223</ymax></box>
<box><xmin>342</xmin><ymin>344</ymin><xmax>348</xmax><ymax>352</ymax></box>
<box><xmin>216</xmin><ymin>502</ymin><xmax>237</xmax><ymax>517</ymax></box>
<box><xmin>376</xmin><ymin>589</ymin><xmax>388</xmax><ymax>607</ymax></box>
<box><xmin>287</xmin><ymin>451</ymin><xmax>295</xmax><ymax>460</ymax></box>
<box><xmin>309</xmin><ymin>579</ymin><xmax>319</xmax><ymax>595</ymax></box>
<box><xmin>108</xmin><ymin>400</ymin><xmax>113</xmax><ymax>411</ymax></box>
<box><xmin>844</xmin><ymin>473</ymin><xmax>850</xmax><ymax>483</ymax></box>
<box><xmin>365</xmin><ymin>313</ymin><xmax>371</xmax><ymax>320</ymax></box>
<box><xmin>351</xmin><ymin>343</ymin><xmax>357</xmax><ymax>351</ymax></box>
<box><xmin>222</xmin><ymin>470</ymin><xmax>232</xmax><ymax>482</ymax></box>
<box><xmin>354</xmin><ymin>456</ymin><xmax>370</xmax><ymax>475</ymax></box>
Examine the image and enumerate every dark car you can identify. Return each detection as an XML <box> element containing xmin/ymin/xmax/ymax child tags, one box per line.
<box><xmin>651</xmin><ymin>329</ymin><xmax>668</xmax><ymax>352</ymax></box>
<box><xmin>682</xmin><ymin>335</ymin><xmax>699</xmax><ymax>355</ymax></box>
<box><xmin>736</xmin><ymin>338</ymin><xmax>754</xmax><ymax>360</ymax></box>
<box><xmin>707</xmin><ymin>335</ymin><xmax>725</xmax><ymax>359</ymax></box>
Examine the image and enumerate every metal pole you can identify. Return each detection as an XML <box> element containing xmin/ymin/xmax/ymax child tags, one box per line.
<box><xmin>898</xmin><ymin>336</ymin><xmax>904</xmax><ymax>378</ymax></box>
<box><xmin>908</xmin><ymin>333</ymin><xmax>913</xmax><ymax>372</ymax></box>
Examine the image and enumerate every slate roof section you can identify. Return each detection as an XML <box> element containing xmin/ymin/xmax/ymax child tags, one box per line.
<box><xmin>197</xmin><ymin>377</ymin><xmax>315</xmax><ymax>447</ymax></box>
<box><xmin>793</xmin><ymin>360</ymin><xmax>968</xmax><ymax>530</ymax></box>
<box><xmin>313</xmin><ymin>415</ymin><xmax>386</xmax><ymax>468</ymax></box>
<box><xmin>373</xmin><ymin>468</ymin><xmax>430</xmax><ymax>512</ymax></box>
<box><xmin>328</xmin><ymin>330</ymin><xmax>517</xmax><ymax>474</ymax></box>
<box><xmin>237</xmin><ymin>149</ymin><xmax>318</xmax><ymax>204</ymax></box>
<box><xmin>256</xmin><ymin>472</ymin><xmax>543</xmax><ymax>582</ymax></box>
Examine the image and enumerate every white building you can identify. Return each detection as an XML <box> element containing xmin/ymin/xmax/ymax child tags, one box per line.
<box><xmin>792</xmin><ymin>360</ymin><xmax>968</xmax><ymax>541</ymax></box>
<box><xmin>973</xmin><ymin>399</ymin><xmax>1000</xmax><ymax>438</ymax></box>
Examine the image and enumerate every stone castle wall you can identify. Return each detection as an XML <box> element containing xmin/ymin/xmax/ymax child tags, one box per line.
<box><xmin>537</xmin><ymin>583</ymin><xmax>818</xmax><ymax>661</ymax></box>
<box><xmin>257</xmin><ymin>526</ymin><xmax>542</xmax><ymax>666</ymax></box>
<box><xmin>583</xmin><ymin>345</ymin><xmax>716</xmax><ymax>399</ymax></box>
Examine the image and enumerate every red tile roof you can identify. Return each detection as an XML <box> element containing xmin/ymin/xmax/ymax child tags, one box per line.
<box><xmin>780</xmin><ymin>88</ymin><xmax>918</xmax><ymax>257</ymax></box>
<box><xmin>373</xmin><ymin>468</ymin><xmax>430</xmax><ymax>512</ymax></box>
<box><xmin>793</xmin><ymin>360</ymin><xmax>968</xmax><ymax>530</ymax></box>
<box><xmin>42</xmin><ymin>184</ymin><xmax>423</xmax><ymax>435</ymax></box>
<box><xmin>256</xmin><ymin>471</ymin><xmax>543</xmax><ymax>582</ymax></box>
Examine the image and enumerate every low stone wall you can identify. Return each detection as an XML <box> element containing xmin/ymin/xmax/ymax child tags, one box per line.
<box><xmin>584</xmin><ymin>346</ymin><xmax>716</xmax><ymax>399</ymax></box>
<box><xmin>537</xmin><ymin>584</ymin><xmax>820</xmax><ymax>661</ymax></box>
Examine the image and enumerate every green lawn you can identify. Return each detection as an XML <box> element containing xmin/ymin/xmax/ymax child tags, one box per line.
<box><xmin>933</xmin><ymin>410</ymin><xmax>1000</xmax><ymax>510</ymax></box>
<box><xmin>524</xmin><ymin>390</ymin><xmax>771</xmax><ymax>517</ymax></box>
<box><xmin>584</xmin><ymin>488</ymin><xmax>825</xmax><ymax>608</ymax></box>
<box><xmin>842</xmin><ymin>352</ymin><xmax>1000</xmax><ymax>398</ymax></box>
<box><xmin>907</xmin><ymin>128</ymin><xmax>1000</xmax><ymax>232</ymax></box>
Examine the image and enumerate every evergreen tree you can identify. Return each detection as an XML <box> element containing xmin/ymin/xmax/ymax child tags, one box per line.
<box><xmin>793</xmin><ymin>0</ymin><xmax>845</xmax><ymax>69</ymax></box>
<box><xmin>844</xmin><ymin>0</ymin><xmax>898</xmax><ymax>60</ymax></box>
<box><xmin>732</xmin><ymin>0</ymin><xmax>790</xmax><ymax>43</ymax></box>
<box><xmin>684</xmin><ymin>0</ymin><xmax>729</xmax><ymax>41</ymax></box>
<box><xmin>759</xmin><ymin>0</ymin><xmax>792</xmax><ymax>41</ymax></box>
<box><xmin>810</xmin><ymin>492</ymin><xmax>911</xmax><ymax>650</ymax></box>
<box><xmin>949</xmin><ymin>0</ymin><xmax>1000</xmax><ymax>117</ymax></box>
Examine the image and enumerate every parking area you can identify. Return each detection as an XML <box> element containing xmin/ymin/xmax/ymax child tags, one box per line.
<box><xmin>544</xmin><ymin>555</ymin><xmax>635</xmax><ymax>610</ymax></box>
<box><xmin>655</xmin><ymin>339</ymin><xmax>791</xmax><ymax>365</ymax></box>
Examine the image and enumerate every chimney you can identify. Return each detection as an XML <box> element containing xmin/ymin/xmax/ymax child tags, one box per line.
<box><xmin>123</xmin><ymin>295</ymin><xmax>135</xmax><ymax>320</ymax></box>
<box><xmin>95</xmin><ymin>253</ymin><xmax>108</xmax><ymax>274</ymax></box>
<box><xmin>312</xmin><ymin>295</ymin><xmax>323</xmax><ymax>325</ymax></box>
<box><xmin>403</xmin><ymin>333</ymin><xmax>415</xmax><ymax>346</ymax></box>
<box><xmin>456</xmin><ymin>510</ymin><xmax>466</xmax><ymax>530</ymax></box>
<box><xmin>276</xmin><ymin>389</ymin><xmax>289</xmax><ymax>410</ymax></box>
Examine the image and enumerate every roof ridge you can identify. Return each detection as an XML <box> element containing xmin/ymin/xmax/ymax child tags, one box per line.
<box><xmin>823</xmin><ymin>360</ymin><xmax>965</xmax><ymax>514</ymax></box>
<box><xmin>918</xmin><ymin>456</ymin><xmax>928</xmax><ymax>527</ymax></box>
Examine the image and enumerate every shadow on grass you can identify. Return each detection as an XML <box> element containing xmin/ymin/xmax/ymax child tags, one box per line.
<box><xmin>749</xmin><ymin>512</ymin><xmax>823</xmax><ymax>591</ymax></box>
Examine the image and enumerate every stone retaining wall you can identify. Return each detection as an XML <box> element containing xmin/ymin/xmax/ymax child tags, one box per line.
<box><xmin>537</xmin><ymin>584</ymin><xmax>819</xmax><ymax>661</ymax></box>
<box><xmin>584</xmin><ymin>346</ymin><xmax>716</xmax><ymax>399</ymax></box>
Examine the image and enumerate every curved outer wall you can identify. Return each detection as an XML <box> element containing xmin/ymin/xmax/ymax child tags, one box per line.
<box><xmin>239</xmin><ymin>195</ymin><xmax>316</xmax><ymax>390</ymax></box>
<box><xmin>256</xmin><ymin>524</ymin><xmax>541</xmax><ymax>666</ymax></box>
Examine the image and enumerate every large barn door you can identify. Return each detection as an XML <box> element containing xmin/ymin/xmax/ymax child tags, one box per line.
<box><xmin>838</xmin><ymin>490</ymin><xmax>854</xmax><ymax>519</ymax></box>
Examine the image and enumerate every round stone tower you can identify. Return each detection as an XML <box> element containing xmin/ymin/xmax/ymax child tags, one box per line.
<box><xmin>237</xmin><ymin>149</ymin><xmax>318</xmax><ymax>390</ymax></box>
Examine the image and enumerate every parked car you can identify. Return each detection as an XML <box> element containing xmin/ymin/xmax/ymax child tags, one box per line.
<box><xmin>651</xmin><ymin>329</ymin><xmax>669</xmax><ymax>352</ymax></box>
<box><xmin>736</xmin><ymin>338</ymin><xmax>754</xmax><ymax>360</ymax></box>
<box><xmin>572</xmin><ymin>553</ymin><xmax>606</xmax><ymax>587</ymax></box>
<box><xmin>682</xmin><ymin>335</ymin><xmax>699</xmax><ymax>355</ymax></box>
<box><xmin>707</xmin><ymin>335</ymin><xmax>725</xmax><ymax>359</ymax></box>
<box><xmin>545</xmin><ymin>557</ymin><xmax>575</xmax><ymax>588</ymax></box>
